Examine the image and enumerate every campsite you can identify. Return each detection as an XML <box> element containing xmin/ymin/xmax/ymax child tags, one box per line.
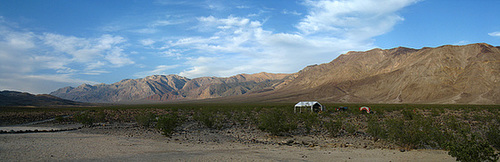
<box><xmin>1</xmin><ymin>103</ymin><xmax>499</xmax><ymax>161</ymax></box>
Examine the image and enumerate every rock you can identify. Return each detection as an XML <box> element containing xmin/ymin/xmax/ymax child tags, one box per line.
<box><xmin>301</xmin><ymin>141</ymin><xmax>309</xmax><ymax>145</ymax></box>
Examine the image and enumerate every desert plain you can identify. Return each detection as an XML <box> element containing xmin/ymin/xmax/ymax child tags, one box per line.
<box><xmin>1</xmin><ymin>103</ymin><xmax>499</xmax><ymax>161</ymax></box>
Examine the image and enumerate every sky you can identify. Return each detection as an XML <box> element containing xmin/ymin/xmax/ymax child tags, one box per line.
<box><xmin>1</xmin><ymin>0</ymin><xmax>499</xmax><ymax>94</ymax></box>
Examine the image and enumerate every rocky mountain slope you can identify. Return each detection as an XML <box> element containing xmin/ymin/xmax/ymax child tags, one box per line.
<box><xmin>50</xmin><ymin>72</ymin><xmax>290</xmax><ymax>103</ymax></box>
<box><xmin>236</xmin><ymin>43</ymin><xmax>499</xmax><ymax>104</ymax></box>
<box><xmin>51</xmin><ymin>43</ymin><xmax>499</xmax><ymax>104</ymax></box>
<box><xmin>0</xmin><ymin>90</ymin><xmax>85</xmax><ymax>107</ymax></box>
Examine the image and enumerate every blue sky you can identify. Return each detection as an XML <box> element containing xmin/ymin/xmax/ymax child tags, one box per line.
<box><xmin>1</xmin><ymin>0</ymin><xmax>499</xmax><ymax>94</ymax></box>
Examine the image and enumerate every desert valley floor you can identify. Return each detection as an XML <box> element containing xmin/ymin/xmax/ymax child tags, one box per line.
<box><xmin>0</xmin><ymin>122</ymin><xmax>454</xmax><ymax>161</ymax></box>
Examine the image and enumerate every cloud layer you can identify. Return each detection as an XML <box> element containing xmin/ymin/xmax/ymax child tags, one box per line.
<box><xmin>0</xmin><ymin>22</ymin><xmax>133</xmax><ymax>93</ymax></box>
<box><xmin>156</xmin><ymin>0</ymin><xmax>419</xmax><ymax>78</ymax></box>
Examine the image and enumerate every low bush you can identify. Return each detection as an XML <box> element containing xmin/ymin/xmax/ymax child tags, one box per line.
<box><xmin>401</xmin><ymin>109</ymin><xmax>416</xmax><ymax>120</ymax></box>
<box><xmin>135</xmin><ymin>112</ymin><xmax>156</xmax><ymax>128</ymax></box>
<box><xmin>344</xmin><ymin>122</ymin><xmax>358</xmax><ymax>135</ymax></box>
<box><xmin>156</xmin><ymin>113</ymin><xmax>183</xmax><ymax>137</ymax></box>
<box><xmin>95</xmin><ymin>110</ymin><xmax>106</xmax><ymax>123</ymax></box>
<box><xmin>367</xmin><ymin>117</ymin><xmax>386</xmax><ymax>139</ymax></box>
<box><xmin>297</xmin><ymin>113</ymin><xmax>320</xmax><ymax>134</ymax></box>
<box><xmin>447</xmin><ymin>134</ymin><xmax>498</xmax><ymax>162</ymax></box>
<box><xmin>258</xmin><ymin>108</ymin><xmax>297</xmax><ymax>136</ymax></box>
<box><xmin>193</xmin><ymin>109</ymin><xmax>223</xmax><ymax>129</ymax></box>
<box><xmin>74</xmin><ymin>112</ymin><xmax>94</xmax><ymax>126</ymax></box>
<box><xmin>324</xmin><ymin>116</ymin><xmax>343</xmax><ymax>137</ymax></box>
<box><xmin>55</xmin><ymin>115</ymin><xmax>65</xmax><ymax>123</ymax></box>
<box><xmin>486</xmin><ymin>126</ymin><xmax>500</xmax><ymax>150</ymax></box>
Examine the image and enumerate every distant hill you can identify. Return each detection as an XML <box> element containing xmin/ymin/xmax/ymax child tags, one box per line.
<box><xmin>0</xmin><ymin>90</ymin><xmax>86</xmax><ymax>107</ymax></box>
<box><xmin>230</xmin><ymin>43</ymin><xmax>499</xmax><ymax>104</ymax></box>
<box><xmin>51</xmin><ymin>43</ymin><xmax>499</xmax><ymax>104</ymax></box>
<box><xmin>50</xmin><ymin>72</ymin><xmax>291</xmax><ymax>103</ymax></box>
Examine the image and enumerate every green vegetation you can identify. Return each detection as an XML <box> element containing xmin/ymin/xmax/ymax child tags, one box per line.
<box><xmin>73</xmin><ymin>111</ymin><xmax>95</xmax><ymax>126</ymax></box>
<box><xmin>447</xmin><ymin>134</ymin><xmax>498</xmax><ymax>162</ymax></box>
<box><xmin>2</xmin><ymin>103</ymin><xmax>500</xmax><ymax>161</ymax></box>
<box><xmin>193</xmin><ymin>108</ymin><xmax>224</xmax><ymax>129</ymax></box>
<box><xmin>324</xmin><ymin>118</ymin><xmax>342</xmax><ymax>137</ymax></box>
<box><xmin>258</xmin><ymin>108</ymin><xmax>297</xmax><ymax>136</ymax></box>
<box><xmin>135</xmin><ymin>112</ymin><xmax>156</xmax><ymax>128</ymax></box>
<box><xmin>156</xmin><ymin>113</ymin><xmax>184</xmax><ymax>137</ymax></box>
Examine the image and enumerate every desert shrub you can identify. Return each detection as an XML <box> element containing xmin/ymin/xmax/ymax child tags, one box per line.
<box><xmin>385</xmin><ymin>118</ymin><xmax>404</xmax><ymax>140</ymax></box>
<box><xmin>135</xmin><ymin>112</ymin><xmax>156</xmax><ymax>128</ymax></box>
<box><xmin>386</xmin><ymin>115</ymin><xmax>448</xmax><ymax>149</ymax></box>
<box><xmin>95</xmin><ymin>110</ymin><xmax>106</xmax><ymax>122</ymax></box>
<box><xmin>385</xmin><ymin>118</ymin><xmax>422</xmax><ymax>149</ymax></box>
<box><xmin>193</xmin><ymin>109</ymin><xmax>223</xmax><ymax>129</ymax></box>
<box><xmin>401</xmin><ymin>109</ymin><xmax>416</xmax><ymax>120</ymax></box>
<box><xmin>447</xmin><ymin>134</ymin><xmax>498</xmax><ymax>162</ymax></box>
<box><xmin>249</xmin><ymin>110</ymin><xmax>260</xmax><ymax>125</ymax></box>
<box><xmin>367</xmin><ymin>117</ymin><xmax>386</xmax><ymax>139</ymax></box>
<box><xmin>156</xmin><ymin>113</ymin><xmax>183</xmax><ymax>137</ymax></box>
<box><xmin>74</xmin><ymin>112</ymin><xmax>94</xmax><ymax>126</ymax></box>
<box><xmin>324</xmin><ymin>116</ymin><xmax>343</xmax><ymax>137</ymax></box>
<box><xmin>55</xmin><ymin>115</ymin><xmax>65</xmax><ymax>123</ymax></box>
<box><xmin>231</xmin><ymin>111</ymin><xmax>246</xmax><ymax>125</ymax></box>
<box><xmin>430</xmin><ymin>108</ymin><xmax>441</xmax><ymax>117</ymax></box>
<box><xmin>297</xmin><ymin>113</ymin><xmax>320</xmax><ymax>134</ymax></box>
<box><xmin>344</xmin><ymin>122</ymin><xmax>358</xmax><ymax>135</ymax></box>
<box><xmin>258</xmin><ymin>108</ymin><xmax>297</xmax><ymax>136</ymax></box>
<box><xmin>486</xmin><ymin>126</ymin><xmax>500</xmax><ymax>149</ymax></box>
<box><xmin>445</xmin><ymin>116</ymin><xmax>472</xmax><ymax>134</ymax></box>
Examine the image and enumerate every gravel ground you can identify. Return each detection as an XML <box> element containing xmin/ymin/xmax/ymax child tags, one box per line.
<box><xmin>0</xmin><ymin>122</ymin><xmax>455</xmax><ymax>161</ymax></box>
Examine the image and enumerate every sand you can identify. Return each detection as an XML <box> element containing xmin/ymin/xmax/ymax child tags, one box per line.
<box><xmin>0</xmin><ymin>127</ymin><xmax>455</xmax><ymax>162</ymax></box>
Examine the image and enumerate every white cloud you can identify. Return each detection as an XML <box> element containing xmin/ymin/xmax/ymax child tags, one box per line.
<box><xmin>205</xmin><ymin>0</ymin><xmax>226</xmax><ymax>11</ymax></box>
<box><xmin>489</xmin><ymin>31</ymin><xmax>500</xmax><ymax>37</ymax></box>
<box><xmin>42</xmin><ymin>33</ymin><xmax>133</xmax><ymax>68</ymax></box>
<box><xmin>133</xmin><ymin>28</ymin><xmax>158</xmax><ymax>34</ymax></box>
<box><xmin>282</xmin><ymin>9</ymin><xmax>302</xmax><ymax>16</ymax></box>
<box><xmin>140</xmin><ymin>39</ymin><xmax>156</xmax><ymax>46</ymax></box>
<box><xmin>4</xmin><ymin>31</ymin><xmax>35</xmax><ymax>49</ymax></box>
<box><xmin>105</xmin><ymin>47</ymin><xmax>135</xmax><ymax>67</ymax></box>
<box><xmin>0</xmin><ymin>20</ymin><xmax>134</xmax><ymax>93</ymax></box>
<box><xmin>151</xmin><ymin>19</ymin><xmax>187</xmax><ymax>27</ymax></box>
<box><xmin>151</xmin><ymin>65</ymin><xmax>180</xmax><ymax>74</ymax></box>
<box><xmin>236</xmin><ymin>5</ymin><xmax>250</xmax><ymax>9</ymax></box>
<box><xmin>454</xmin><ymin>40</ymin><xmax>470</xmax><ymax>45</ymax></box>
<box><xmin>298</xmin><ymin>0</ymin><xmax>418</xmax><ymax>39</ymax></box>
<box><xmin>0</xmin><ymin>28</ymin><xmax>39</xmax><ymax>75</ymax></box>
<box><xmin>161</xmin><ymin>49</ymin><xmax>184</xmax><ymax>58</ymax></box>
<box><xmin>82</xmin><ymin>70</ymin><xmax>111</xmax><ymax>75</ymax></box>
<box><xmin>0</xmin><ymin>73</ymin><xmax>99</xmax><ymax>94</ymax></box>
<box><xmin>132</xmin><ymin>18</ymin><xmax>189</xmax><ymax>34</ymax></box>
<box><xmin>162</xmin><ymin>0</ymin><xmax>418</xmax><ymax>79</ymax></box>
<box><xmin>134</xmin><ymin>64</ymin><xmax>180</xmax><ymax>78</ymax></box>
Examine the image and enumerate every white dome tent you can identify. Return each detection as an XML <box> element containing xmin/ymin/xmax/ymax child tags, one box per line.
<box><xmin>294</xmin><ymin>101</ymin><xmax>325</xmax><ymax>113</ymax></box>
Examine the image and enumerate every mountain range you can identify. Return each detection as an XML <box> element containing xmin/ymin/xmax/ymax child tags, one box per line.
<box><xmin>50</xmin><ymin>43</ymin><xmax>500</xmax><ymax>104</ymax></box>
<box><xmin>50</xmin><ymin>72</ymin><xmax>291</xmax><ymax>103</ymax></box>
<box><xmin>0</xmin><ymin>90</ymin><xmax>85</xmax><ymax>107</ymax></box>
